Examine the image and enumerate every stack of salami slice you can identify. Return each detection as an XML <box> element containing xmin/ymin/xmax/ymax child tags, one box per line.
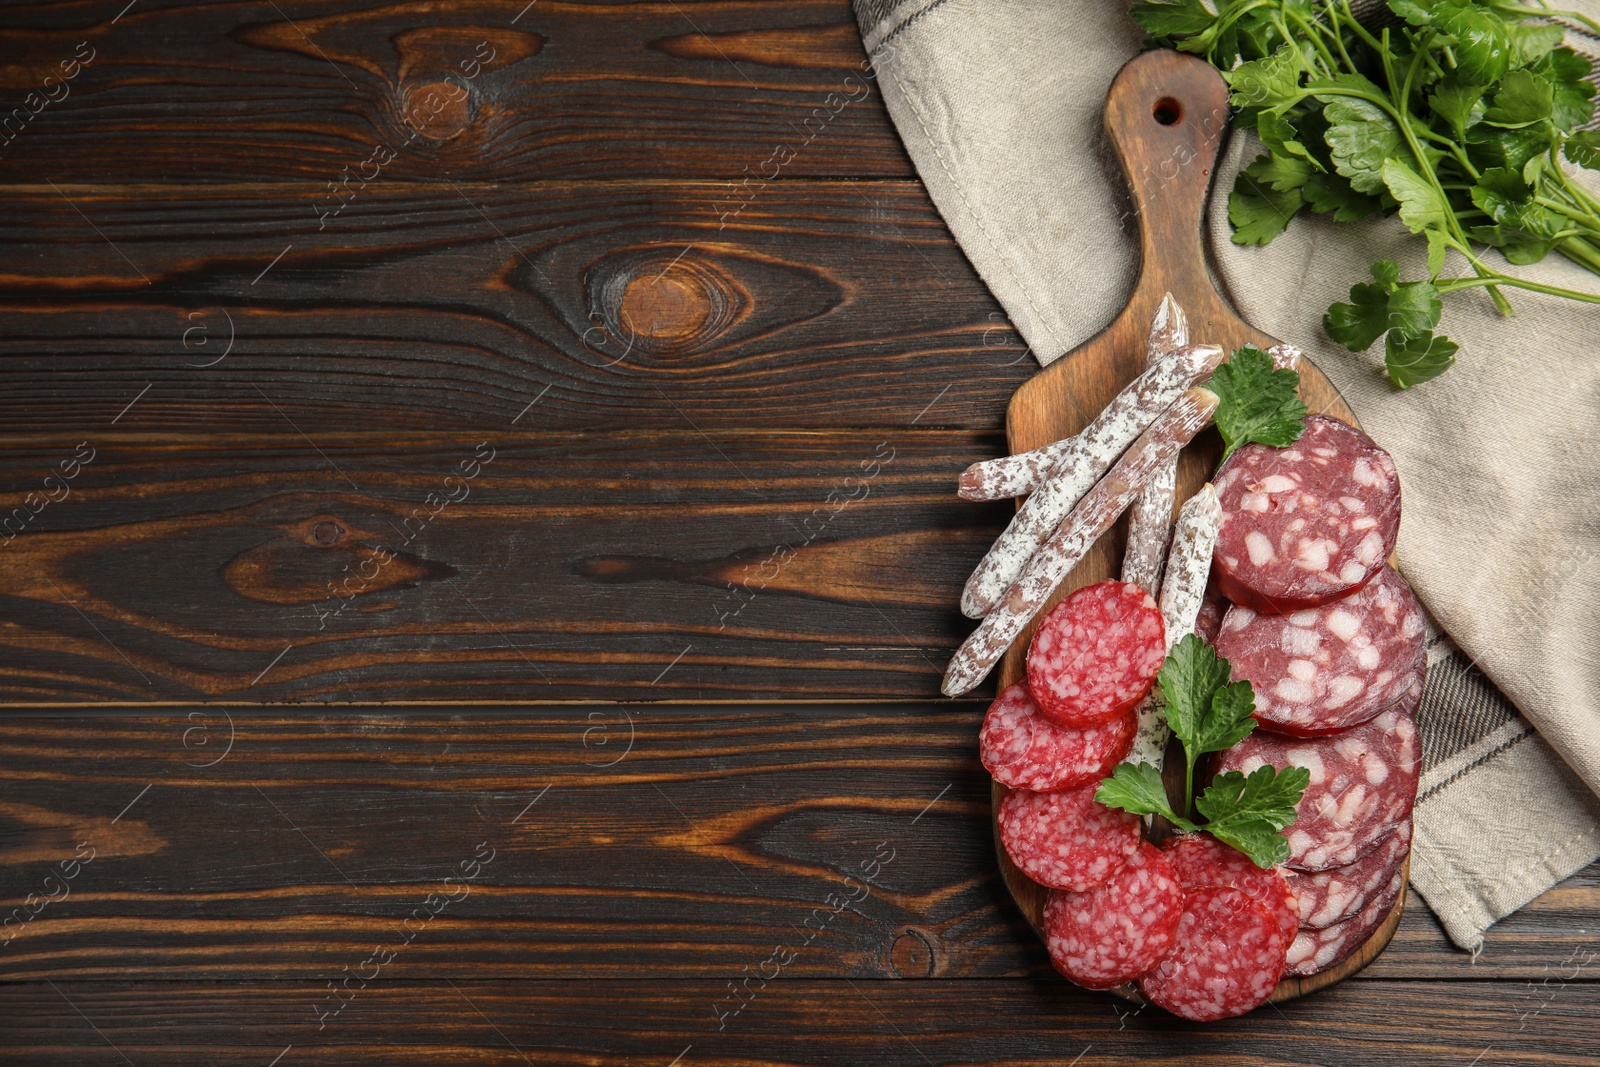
<box><xmin>1209</xmin><ymin>415</ymin><xmax>1421</xmax><ymax>978</ymax></box>
<box><xmin>980</xmin><ymin>584</ymin><xmax>1303</xmax><ymax>1021</ymax></box>
<box><xmin>978</xmin><ymin>414</ymin><xmax>1419</xmax><ymax>1019</ymax></box>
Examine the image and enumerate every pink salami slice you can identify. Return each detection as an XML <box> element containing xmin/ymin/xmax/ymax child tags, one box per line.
<box><xmin>997</xmin><ymin>784</ymin><xmax>1141</xmax><ymax>892</ymax></box>
<box><xmin>980</xmin><ymin>683</ymin><xmax>1136</xmax><ymax>792</ymax></box>
<box><xmin>1285</xmin><ymin>869</ymin><xmax>1404</xmax><ymax>976</ymax></box>
<box><xmin>1216</xmin><ymin>706</ymin><xmax>1420</xmax><ymax>871</ymax></box>
<box><xmin>1213</xmin><ymin>415</ymin><xmax>1400</xmax><ymax>612</ymax></box>
<box><xmin>1026</xmin><ymin>581</ymin><xmax>1166</xmax><ymax>727</ymax></box>
<box><xmin>1287</xmin><ymin>821</ymin><xmax>1412</xmax><ymax>929</ymax></box>
<box><xmin>1137</xmin><ymin>886</ymin><xmax>1288</xmax><ymax>1021</ymax></box>
<box><xmin>1044</xmin><ymin>841</ymin><xmax>1184</xmax><ymax>989</ymax></box>
<box><xmin>1161</xmin><ymin>832</ymin><xmax>1299</xmax><ymax>946</ymax></box>
<box><xmin>1216</xmin><ymin>567</ymin><xmax>1425</xmax><ymax>736</ymax></box>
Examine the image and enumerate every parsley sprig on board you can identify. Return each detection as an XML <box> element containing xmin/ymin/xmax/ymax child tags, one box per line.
<box><xmin>1095</xmin><ymin>634</ymin><xmax>1311</xmax><ymax>867</ymax></box>
<box><xmin>1210</xmin><ymin>344</ymin><xmax>1309</xmax><ymax>458</ymax></box>
<box><xmin>1131</xmin><ymin>0</ymin><xmax>1600</xmax><ymax>388</ymax></box>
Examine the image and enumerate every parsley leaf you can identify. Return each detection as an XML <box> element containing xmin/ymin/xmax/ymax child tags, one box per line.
<box><xmin>1567</xmin><ymin>130</ymin><xmax>1600</xmax><ymax>170</ymax></box>
<box><xmin>1324</xmin><ymin>283</ymin><xmax>1390</xmax><ymax>352</ymax></box>
<box><xmin>1128</xmin><ymin>0</ymin><xmax>1215</xmax><ymax>38</ymax></box>
<box><xmin>1229</xmin><ymin>155</ymin><xmax>1305</xmax><ymax>245</ymax></box>
<box><xmin>1094</xmin><ymin>762</ymin><xmax>1197</xmax><ymax>831</ymax></box>
<box><xmin>1315</xmin><ymin>77</ymin><xmax>1401</xmax><ymax>194</ymax></box>
<box><xmin>1157</xmin><ymin>633</ymin><xmax>1232</xmax><ymax>753</ymax></box>
<box><xmin>1386</xmin><ymin>280</ymin><xmax>1444</xmax><ymax>337</ymax></box>
<box><xmin>1228</xmin><ymin>46</ymin><xmax>1305</xmax><ymax>115</ymax></box>
<box><xmin>1382</xmin><ymin>159</ymin><xmax>1449</xmax><ymax>234</ymax></box>
<box><xmin>1302</xmin><ymin>171</ymin><xmax>1382</xmax><ymax>221</ymax></box>
<box><xmin>1097</xmin><ymin>643</ymin><xmax>1311</xmax><ymax>869</ymax></box>
<box><xmin>1386</xmin><ymin>329</ymin><xmax>1459</xmax><ymax>389</ymax></box>
<box><xmin>1197</xmin><ymin>765</ymin><xmax>1311</xmax><ymax>868</ymax></box>
<box><xmin>1434</xmin><ymin>1</ymin><xmax>1513</xmax><ymax>85</ymax></box>
<box><xmin>1209</xmin><ymin>345</ymin><xmax>1307</xmax><ymax>460</ymax></box>
<box><xmin>1428</xmin><ymin>79</ymin><xmax>1485</xmax><ymax>140</ymax></box>
<box><xmin>1483</xmin><ymin>70</ymin><xmax>1555</xmax><ymax>129</ymax></box>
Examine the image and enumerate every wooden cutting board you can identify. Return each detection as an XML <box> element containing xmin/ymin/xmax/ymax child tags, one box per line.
<box><xmin>989</xmin><ymin>47</ymin><xmax>1404</xmax><ymax>1002</ymax></box>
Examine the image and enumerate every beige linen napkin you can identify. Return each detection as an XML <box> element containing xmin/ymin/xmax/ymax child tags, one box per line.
<box><xmin>855</xmin><ymin>0</ymin><xmax>1600</xmax><ymax>949</ymax></box>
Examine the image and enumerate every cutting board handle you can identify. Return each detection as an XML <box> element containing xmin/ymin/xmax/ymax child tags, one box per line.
<box><xmin>1103</xmin><ymin>48</ymin><xmax>1235</xmax><ymax>306</ymax></box>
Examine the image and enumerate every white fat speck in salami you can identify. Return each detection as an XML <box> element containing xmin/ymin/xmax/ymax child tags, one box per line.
<box><xmin>979</xmin><ymin>682</ymin><xmax>1136</xmax><ymax>791</ymax></box>
<box><xmin>997</xmin><ymin>784</ymin><xmax>1142</xmax><ymax>892</ymax></box>
<box><xmin>1286</xmin><ymin>820</ymin><xmax>1412</xmax><ymax>929</ymax></box>
<box><xmin>1213</xmin><ymin>416</ymin><xmax>1400</xmax><ymax>612</ymax></box>
<box><xmin>1026</xmin><ymin>581</ymin><xmax>1167</xmax><ymax>727</ymax></box>
<box><xmin>1215</xmin><ymin>706</ymin><xmax>1420</xmax><ymax>871</ymax></box>
<box><xmin>1215</xmin><ymin>566</ymin><xmax>1425</xmax><ymax>735</ymax></box>
<box><xmin>1160</xmin><ymin>832</ymin><xmax>1299</xmax><ymax>946</ymax></box>
<box><xmin>1285</xmin><ymin>869</ymin><xmax>1404</xmax><ymax>976</ymax></box>
<box><xmin>1137</xmin><ymin>886</ymin><xmax>1289</xmax><ymax>1021</ymax></box>
<box><xmin>1044</xmin><ymin>840</ymin><xmax>1184</xmax><ymax>989</ymax></box>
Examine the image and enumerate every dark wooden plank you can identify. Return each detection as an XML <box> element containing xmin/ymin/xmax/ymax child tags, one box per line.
<box><xmin>1</xmin><ymin>711</ymin><xmax>1594</xmax><ymax>982</ymax></box>
<box><xmin>0</xmin><ymin>180</ymin><xmax>1027</xmax><ymax>434</ymax></box>
<box><xmin>0</xmin><ymin>0</ymin><xmax>909</xmax><ymax>182</ymax></box>
<box><xmin>0</xmin><ymin>431</ymin><xmax>1011</xmax><ymax>703</ymax></box>
<box><xmin>1</xmin><ymin>980</ymin><xmax>1596</xmax><ymax>1064</ymax></box>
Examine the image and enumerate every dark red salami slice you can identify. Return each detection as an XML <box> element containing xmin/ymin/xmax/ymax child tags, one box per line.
<box><xmin>1216</xmin><ymin>706</ymin><xmax>1420</xmax><ymax>871</ymax></box>
<box><xmin>1195</xmin><ymin>589</ymin><xmax>1226</xmax><ymax>645</ymax></box>
<box><xmin>980</xmin><ymin>683</ymin><xmax>1136</xmax><ymax>791</ymax></box>
<box><xmin>1285</xmin><ymin>869</ymin><xmax>1404</xmax><ymax>976</ymax></box>
<box><xmin>1137</xmin><ymin>886</ymin><xmax>1288</xmax><ymax>1021</ymax></box>
<box><xmin>1043</xmin><ymin>841</ymin><xmax>1184</xmax><ymax>989</ymax></box>
<box><xmin>1216</xmin><ymin>566</ymin><xmax>1425</xmax><ymax>736</ymax></box>
<box><xmin>1213</xmin><ymin>415</ymin><xmax>1401</xmax><ymax>612</ymax></box>
<box><xmin>1287</xmin><ymin>820</ymin><xmax>1412</xmax><ymax>929</ymax></box>
<box><xmin>997</xmin><ymin>783</ymin><xmax>1141</xmax><ymax>892</ymax></box>
<box><xmin>1026</xmin><ymin>581</ymin><xmax>1166</xmax><ymax>727</ymax></box>
<box><xmin>1161</xmin><ymin>832</ymin><xmax>1299</xmax><ymax>946</ymax></box>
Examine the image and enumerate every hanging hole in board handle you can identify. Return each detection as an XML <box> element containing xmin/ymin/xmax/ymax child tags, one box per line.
<box><xmin>1152</xmin><ymin>97</ymin><xmax>1182</xmax><ymax>126</ymax></box>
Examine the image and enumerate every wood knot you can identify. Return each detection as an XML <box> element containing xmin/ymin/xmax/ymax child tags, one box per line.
<box><xmin>889</xmin><ymin>927</ymin><xmax>937</xmax><ymax>978</ymax></box>
<box><xmin>404</xmin><ymin>81</ymin><xmax>472</xmax><ymax>141</ymax></box>
<box><xmin>588</xmin><ymin>249</ymin><xmax>741</xmax><ymax>358</ymax></box>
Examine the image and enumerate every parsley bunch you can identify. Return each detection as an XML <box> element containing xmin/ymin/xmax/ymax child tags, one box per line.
<box><xmin>1132</xmin><ymin>0</ymin><xmax>1600</xmax><ymax>387</ymax></box>
<box><xmin>1096</xmin><ymin>635</ymin><xmax>1311</xmax><ymax>867</ymax></box>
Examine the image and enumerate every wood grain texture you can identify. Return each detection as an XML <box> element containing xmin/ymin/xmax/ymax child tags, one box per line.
<box><xmin>0</xmin><ymin>711</ymin><xmax>1593</xmax><ymax>983</ymax></box>
<box><xmin>0</xmin><ymin>0</ymin><xmax>910</xmax><ymax>182</ymax></box>
<box><xmin>0</xmin><ymin>431</ymin><xmax>1012</xmax><ymax>704</ymax></box>
<box><xmin>0</xmin><ymin>979</ymin><xmax>1597</xmax><ymax>1064</ymax></box>
<box><xmin>0</xmin><ymin>180</ymin><xmax>1026</xmax><ymax>434</ymax></box>
<box><xmin>986</xmin><ymin>49</ymin><xmax>1397</xmax><ymax>1002</ymax></box>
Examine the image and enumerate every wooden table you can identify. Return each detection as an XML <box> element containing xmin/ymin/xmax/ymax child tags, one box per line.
<box><xmin>1</xmin><ymin>2</ymin><xmax>1595</xmax><ymax>1062</ymax></box>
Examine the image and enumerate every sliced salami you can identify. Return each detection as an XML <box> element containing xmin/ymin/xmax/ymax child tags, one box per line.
<box><xmin>1213</xmin><ymin>415</ymin><xmax>1401</xmax><ymax>612</ymax></box>
<box><xmin>1285</xmin><ymin>869</ymin><xmax>1404</xmax><ymax>977</ymax></box>
<box><xmin>1161</xmin><ymin>832</ymin><xmax>1299</xmax><ymax>946</ymax></box>
<box><xmin>1195</xmin><ymin>589</ymin><xmax>1226</xmax><ymax>645</ymax></box>
<box><xmin>1287</xmin><ymin>820</ymin><xmax>1412</xmax><ymax>929</ymax></box>
<box><xmin>1216</xmin><ymin>566</ymin><xmax>1425</xmax><ymax>736</ymax></box>
<box><xmin>1043</xmin><ymin>840</ymin><xmax>1184</xmax><ymax>989</ymax></box>
<box><xmin>1137</xmin><ymin>886</ymin><xmax>1288</xmax><ymax>1021</ymax></box>
<box><xmin>979</xmin><ymin>682</ymin><xmax>1136</xmax><ymax>792</ymax></box>
<box><xmin>1215</xmin><ymin>706</ymin><xmax>1420</xmax><ymax>871</ymax></box>
<box><xmin>997</xmin><ymin>784</ymin><xmax>1142</xmax><ymax>892</ymax></box>
<box><xmin>1026</xmin><ymin>581</ymin><xmax>1167</xmax><ymax>727</ymax></box>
